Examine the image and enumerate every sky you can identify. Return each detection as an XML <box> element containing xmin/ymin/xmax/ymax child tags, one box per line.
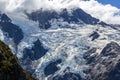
<box><xmin>0</xmin><ymin>0</ymin><xmax>120</xmax><ymax>24</ymax></box>
<box><xmin>98</xmin><ymin>0</ymin><xmax>120</xmax><ymax>9</ymax></box>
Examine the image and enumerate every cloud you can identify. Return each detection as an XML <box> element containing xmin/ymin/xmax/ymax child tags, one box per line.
<box><xmin>0</xmin><ymin>0</ymin><xmax>120</xmax><ymax>24</ymax></box>
<box><xmin>79</xmin><ymin>0</ymin><xmax>120</xmax><ymax>24</ymax></box>
<box><xmin>0</xmin><ymin>0</ymin><xmax>78</xmax><ymax>12</ymax></box>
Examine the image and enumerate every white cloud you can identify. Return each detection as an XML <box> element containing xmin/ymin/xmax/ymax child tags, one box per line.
<box><xmin>0</xmin><ymin>0</ymin><xmax>78</xmax><ymax>12</ymax></box>
<box><xmin>0</xmin><ymin>0</ymin><xmax>120</xmax><ymax>24</ymax></box>
<box><xmin>0</xmin><ymin>0</ymin><xmax>23</xmax><ymax>12</ymax></box>
<box><xmin>79</xmin><ymin>0</ymin><xmax>120</xmax><ymax>24</ymax></box>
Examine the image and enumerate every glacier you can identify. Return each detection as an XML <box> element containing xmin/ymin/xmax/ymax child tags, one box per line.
<box><xmin>0</xmin><ymin>0</ymin><xmax>120</xmax><ymax>79</ymax></box>
<box><xmin>1</xmin><ymin>11</ymin><xmax>120</xmax><ymax>80</ymax></box>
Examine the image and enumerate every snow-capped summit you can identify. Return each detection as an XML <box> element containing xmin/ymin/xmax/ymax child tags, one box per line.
<box><xmin>0</xmin><ymin>0</ymin><xmax>120</xmax><ymax>80</ymax></box>
<box><xmin>26</xmin><ymin>8</ymin><xmax>108</xmax><ymax>29</ymax></box>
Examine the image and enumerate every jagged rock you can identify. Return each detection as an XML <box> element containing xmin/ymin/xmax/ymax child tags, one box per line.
<box><xmin>0</xmin><ymin>14</ymin><xmax>23</xmax><ymax>45</ymax></box>
<box><xmin>89</xmin><ymin>31</ymin><xmax>100</xmax><ymax>41</ymax></box>
<box><xmin>101</xmin><ymin>42</ymin><xmax>120</xmax><ymax>57</ymax></box>
<box><xmin>0</xmin><ymin>14</ymin><xmax>12</xmax><ymax>23</ymax></box>
<box><xmin>83</xmin><ymin>48</ymin><xmax>97</xmax><ymax>64</ymax></box>
<box><xmin>21</xmin><ymin>39</ymin><xmax>48</xmax><ymax>73</ymax></box>
<box><xmin>23</xmin><ymin>39</ymin><xmax>48</xmax><ymax>61</ymax></box>
<box><xmin>25</xmin><ymin>10</ymin><xmax>58</xmax><ymax>29</ymax></box>
<box><xmin>44</xmin><ymin>59</ymin><xmax>62</xmax><ymax>76</ymax></box>
<box><xmin>110</xmin><ymin>24</ymin><xmax>120</xmax><ymax>31</ymax></box>
<box><xmin>83</xmin><ymin>42</ymin><xmax>120</xmax><ymax>80</ymax></box>
<box><xmin>106</xmin><ymin>61</ymin><xmax>120</xmax><ymax>80</ymax></box>
<box><xmin>72</xmin><ymin>8</ymin><xmax>99</xmax><ymax>25</ymax></box>
<box><xmin>26</xmin><ymin>8</ymin><xmax>107</xmax><ymax>29</ymax></box>
<box><xmin>0</xmin><ymin>40</ymin><xmax>36</xmax><ymax>80</ymax></box>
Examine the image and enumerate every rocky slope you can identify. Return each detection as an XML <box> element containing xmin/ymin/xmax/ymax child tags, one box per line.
<box><xmin>0</xmin><ymin>14</ymin><xmax>24</xmax><ymax>45</ymax></box>
<box><xmin>0</xmin><ymin>5</ymin><xmax>120</xmax><ymax>80</ymax></box>
<box><xmin>83</xmin><ymin>42</ymin><xmax>120</xmax><ymax>80</ymax></box>
<box><xmin>0</xmin><ymin>40</ymin><xmax>36</xmax><ymax>80</ymax></box>
<box><xmin>26</xmin><ymin>8</ymin><xmax>108</xmax><ymax>29</ymax></box>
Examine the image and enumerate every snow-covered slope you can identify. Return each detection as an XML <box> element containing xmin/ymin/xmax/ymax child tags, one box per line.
<box><xmin>1</xmin><ymin>13</ymin><xmax>120</xmax><ymax>80</ymax></box>
<box><xmin>17</xmin><ymin>24</ymin><xmax>120</xmax><ymax>80</ymax></box>
<box><xmin>0</xmin><ymin>1</ymin><xmax>120</xmax><ymax>80</ymax></box>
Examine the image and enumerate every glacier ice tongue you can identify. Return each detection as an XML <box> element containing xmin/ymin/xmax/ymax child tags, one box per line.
<box><xmin>1</xmin><ymin>12</ymin><xmax>120</xmax><ymax>80</ymax></box>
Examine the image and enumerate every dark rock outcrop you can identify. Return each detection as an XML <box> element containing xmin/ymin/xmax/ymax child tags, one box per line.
<box><xmin>44</xmin><ymin>59</ymin><xmax>62</xmax><ymax>76</ymax></box>
<box><xmin>101</xmin><ymin>42</ymin><xmax>120</xmax><ymax>57</ymax></box>
<box><xmin>26</xmin><ymin>8</ymin><xmax>107</xmax><ymax>29</ymax></box>
<box><xmin>26</xmin><ymin>10</ymin><xmax>58</xmax><ymax>29</ymax></box>
<box><xmin>0</xmin><ymin>40</ymin><xmax>36</xmax><ymax>80</ymax></box>
<box><xmin>83</xmin><ymin>48</ymin><xmax>97</xmax><ymax>64</ymax></box>
<box><xmin>23</xmin><ymin>39</ymin><xmax>48</xmax><ymax>61</ymax></box>
<box><xmin>0</xmin><ymin>13</ymin><xmax>12</xmax><ymax>23</ymax></box>
<box><xmin>83</xmin><ymin>42</ymin><xmax>120</xmax><ymax>80</ymax></box>
<box><xmin>72</xmin><ymin>8</ymin><xmax>99</xmax><ymax>25</ymax></box>
<box><xmin>21</xmin><ymin>39</ymin><xmax>48</xmax><ymax>73</ymax></box>
<box><xmin>107</xmin><ymin>61</ymin><xmax>120</xmax><ymax>80</ymax></box>
<box><xmin>0</xmin><ymin>13</ymin><xmax>24</xmax><ymax>45</ymax></box>
<box><xmin>89</xmin><ymin>31</ymin><xmax>100</xmax><ymax>41</ymax></box>
<box><xmin>110</xmin><ymin>24</ymin><xmax>120</xmax><ymax>31</ymax></box>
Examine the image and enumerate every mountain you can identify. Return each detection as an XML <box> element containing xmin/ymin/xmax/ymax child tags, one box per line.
<box><xmin>0</xmin><ymin>6</ymin><xmax>120</xmax><ymax>80</ymax></box>
<box><xmin>83</xmin><ymin>42</ymin><xmax>120</xmax><ymax>80</ymax></box>
<box><xmin>26</xmin><ymin>8</ymin><xmax>108</xmax><ymax>29</ymax></box>
<box><xmin>0</xmin><ymin>13</ymin><xmax>24</xmax><ymax>46</ymax></box>
<box><xmin>0</xmin><ymin>40</ymin><xmax>36</xmax><ymax>80</ymax></box>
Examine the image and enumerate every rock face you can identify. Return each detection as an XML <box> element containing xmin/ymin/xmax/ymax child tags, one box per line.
<box><xmin>26</xmin><ymin>8</ymin><xmax>107</xmax><ymax>29</ymax></box>
<box><xmin>0</xmin><ymin>13</ymin><xmax>12</xmax><ymax>23</ymax></box>
<box><xmin>0</xmin><ymin>40</ymin><xmax>36</xmax><ymax>80</ymax></box>
<box><xmin>44</xmin><ymin>59</ymin><xmax>62</xmax><ymax>76</ymax></box>
<box><xmin>89</xmin><ymin>31</ymin><xmax>100</xmax><ymax>41</ymax></box>
<box><xmin>21</xmin><ymin>39</ymin><xmax>48</xmax><ymax>73</ymax></box>
<box><xmin>23</xmin><ymin>39</ymin><xmax>48</xmax><ymax>61</ymax></box>
<box><xmin>0</xmin><ymin>13</ymin><xmax>24</xmax><ymax>45</ymax></box>
<box><xmin>107</xmin><ymin>61</ymin><xmax>120</xmax><ymax>80</ymax></box>
<box><xmin>83</xmin><ymin>48</ymin><xmax>97</xmax><ymax>64</ymax></box>
<box><xmin>83</xmin><ymin>42</ymin><xmax>120</xmax><ymax>80</ymax></box>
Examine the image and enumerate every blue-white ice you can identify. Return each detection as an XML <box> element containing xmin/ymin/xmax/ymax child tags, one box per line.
<box><xmin>0</xmin><ymin>12</ymin><xmax>120</xmax><ymax>80</ymax></box>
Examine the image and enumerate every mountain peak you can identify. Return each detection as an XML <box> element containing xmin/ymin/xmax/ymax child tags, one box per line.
<box><xmin>26</xmin><ymin>7</ymin><xmax>107</xmax><ymax>29</ymax></box>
